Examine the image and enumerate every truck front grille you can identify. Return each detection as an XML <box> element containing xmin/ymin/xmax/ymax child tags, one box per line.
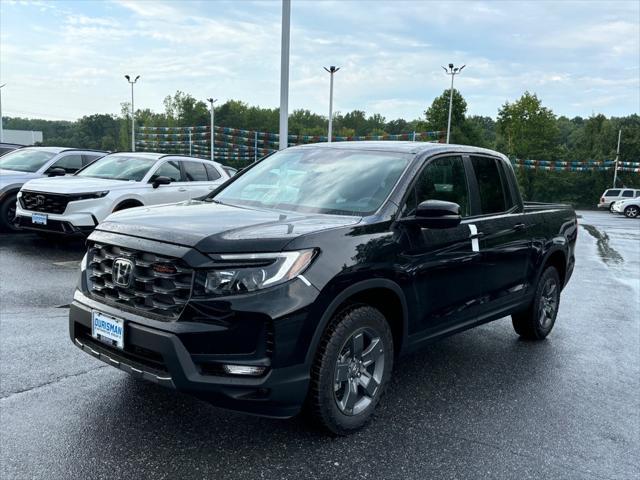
<box><xmin>88</xmin><ymin>242</ymin><xmax>194</xmax><ymax>319</ymax></box>
<box><xmin>20</xmin><ymin>191</ymin><xmax>72</xmax><ymax>214</ymax></box>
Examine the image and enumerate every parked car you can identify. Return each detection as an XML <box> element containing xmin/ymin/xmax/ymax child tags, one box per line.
<box><xmin>614</xmin><ymin>197</ymin><xmax>640</xmax><ymax>218</ymax></box>
<box><xmin>0</xmin><ymin>146</ymin><xmax>106</xmax><ymax>231</ymax></box>
<box><xmin>69</xmin><ymin>142</ymin><xmax>576</xmax><ymax>434</ymax></box>
<box><xmin>597</xmin><ymin>188</ymin><xmax>640</xmax><ymax>211</ymax></box>
<box><xmin>15</xmin><ymin>152</ymin><xmax>230</xmax><ymax>235</ymax></box>
<box><xmin>0</xmin><ymin>142</ymin><xmax>24</xmax><ymax>156</ymax></box>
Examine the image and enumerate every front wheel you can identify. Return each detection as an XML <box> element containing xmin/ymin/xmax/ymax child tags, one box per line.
<box><xmin>624</xmin><ymin>205</ymin><xmax>639</xmax><ymax>218</ymax></box>
<box><xmin>512</xmin><ymin>266</ymin><xmax>561</xmax><ymax>340</ymax></box>
<box><xmin>308</xmin><ymin>305</ymin><xmax>394</xmax><ymax>435</ymax></box>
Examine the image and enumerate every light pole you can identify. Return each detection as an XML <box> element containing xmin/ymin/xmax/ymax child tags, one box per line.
<box><xmin>441</xmin><ymin>63</ymin><xmax>465</xmax><ymax>144</ymax></box>
<box><xmin>207</xmin><ymin>98</ymin><xmax>217</xmax><ymax>161</ymax></box>
<box><xmin>324</xmin><ymin>66</ymin><xmax>340</xmax><ymax>143</ymax></box>
<box><xmin>279</xmin><ymin>0</ymin><xmax>291</xmax><ymax>150</ymax></box>
<box><xmin>613</xmin><ymin>128</ymin><xmax>622</xmax><ymax>188</ymax></box>
<box><xmin>0</xmin><ymin>83</ymin><xmax>6</xmax><ymax>143</ymax></box>
<box><xmin>124</xmin><ymin>74</ymin><xmax>140</xmax><ymax>151</ymax></box>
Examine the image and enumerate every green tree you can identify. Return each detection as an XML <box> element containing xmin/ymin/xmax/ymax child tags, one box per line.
<box><xmin>424</xmin><ymin>89</ymin><xmax>482</xmax><ymax>145</ymax></box>
<box><xmin>424</xmin><ymin>89</ymin><xmax>466</xmax><ymax>133</ymax></box>
<box><xmin>496</xmin><ymin>91</ymin><xmax>560</xmax><ymax>159</ymax></box>
<box><xmin>163</xmin><ymin>91</ymin><xmax>209</xmax><ymax>126</ymax></box>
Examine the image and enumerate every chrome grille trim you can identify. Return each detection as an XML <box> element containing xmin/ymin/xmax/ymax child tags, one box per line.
<box><xmin>87</xmin><ymin>242</ymin><xmax>194</xmax><ymax>319</ymax></box>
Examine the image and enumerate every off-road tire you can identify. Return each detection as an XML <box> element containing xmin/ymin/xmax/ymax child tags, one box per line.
<box><xmin>308</xmin><ymin>305</ymin><xmax>394</xmax><ymax>435</ymax></box>
<box><xmin>512</xmin><ymin>266</ymin><xmax>561</xmax><ymax>340</ymax></box>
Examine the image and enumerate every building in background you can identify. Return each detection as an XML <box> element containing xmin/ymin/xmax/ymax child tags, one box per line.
<box><xmin>2</xmin><ymin>129</ymin><xmax>43</xmax><ymax>145</ymax></box>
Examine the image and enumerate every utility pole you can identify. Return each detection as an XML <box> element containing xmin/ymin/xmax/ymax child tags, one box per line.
<box><xmin>613</xmin><ymin>128</ymin><xmax>622</xmax><ymax>188</ymax></box>
<box><xmin>124</xmin><ymin>75</ymin><xmax>140</xmax><ymax>151</ymax></box>
<box><xmin>207</xmin><ymin>98</ymin><xmax>217</xmax><ymax>161</ymax></box>
<box><xmin>0</xmin><ymin>84</ymin><xmax>5</xmax><ymax>143</ymax></box>
<box><xmin>279</xmin><ymin>0</ymin><xmax>291</xmax><ymax>150</ymax></box>
<box><xmin>324</xmin><ymin>66</ymin><xmax>340</xmax><ymax>142</ymax></box>
<box><xmin>441</xmin><ymin>64</ymin><xmax>465</xmax><ymax>144</ymax></box>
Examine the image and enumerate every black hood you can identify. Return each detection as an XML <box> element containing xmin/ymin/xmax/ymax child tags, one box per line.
<box><xmin>96</xmin><ymin>200</ymin><xmax>361</xmax><ymax>253</ymax></box>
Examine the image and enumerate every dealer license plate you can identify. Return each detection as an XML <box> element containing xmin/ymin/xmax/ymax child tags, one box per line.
<box><xmin>31</xmin><ymin>213</ymin><xmax>48</xmax><ymax>225</ymax></box>
<box><xmin>91</xmin><ymin>311</ymin><xmax>125</xmax><ymax>350</ymax></box>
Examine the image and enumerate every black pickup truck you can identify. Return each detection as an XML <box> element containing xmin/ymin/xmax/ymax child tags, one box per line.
<box><xmin>69</xmin><ymin>142</ymin><xmax>576</xmax><ymax>434</ymax></box>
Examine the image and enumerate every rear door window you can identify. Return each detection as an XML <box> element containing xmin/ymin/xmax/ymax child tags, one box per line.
<box><xmin>183</xmin><ymin>161</ymin><xmax>208</xmax><ymax>182</ymax></box>
<box><xmin>204</xmin><ymin>163</ymin><xmax>221</xmax><ymax>180</ymax></box>
<box><xmin>622</xmin><ymin>190</ymin><xmax>634</xmax><ymax>198</ymax></box>
<box><xmin>470</xmin><ymin>156</ymin><xmax>508</xmax><ymax>215</ymax></box>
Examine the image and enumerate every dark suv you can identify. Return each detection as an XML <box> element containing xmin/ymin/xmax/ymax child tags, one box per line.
<box><xmin>69</xmin><ymin>142</ymin><xmax>576</xmax><ymax>434</ymax></box>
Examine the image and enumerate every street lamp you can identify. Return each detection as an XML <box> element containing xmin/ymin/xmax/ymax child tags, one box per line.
<box><xmin>324</xmin><ymin>66</ymin><xmax>340</xmax><ymax>143</ymax></box>
<box><xmin>0</xmin><ymin>83</ymin><xmax>6</xmax><ymax>143</ymax></box>
<box><xmin>207</xmin><ymin>98</ymin><xmax>217</xmax><ymax>161</ymax></box>
<box><xmin>124</xmin><ymin>74</ymin><xmax>140</xmax><ymax>151</ymax></box>
<box><xmin>441</xmin><ymin>63</ymin><xmax>465</xmax><ymax>144</ymax></box>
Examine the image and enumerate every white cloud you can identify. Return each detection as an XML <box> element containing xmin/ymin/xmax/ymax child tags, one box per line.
<box><xmin>0</xmin><ymin>0</ymin><xmax>638</xmax><ymax>122</ymax></box>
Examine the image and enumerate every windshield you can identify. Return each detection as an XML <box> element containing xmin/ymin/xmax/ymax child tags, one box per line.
<box><xmin>0</xmin><ymin>149</ymin><xmax>57</xmax><ymax>173</ymax></box>
<box><xmin>214</xmin><ymin>148</ymin><xmax>412</xmax><ymax>215</ymax></box>
<box><xmin>76</xmin><ymin>155</ymin><xmax>156</xmax><ymax>181</ymax></box>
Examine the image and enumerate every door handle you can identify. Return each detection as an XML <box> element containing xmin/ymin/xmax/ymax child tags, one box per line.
<box><xmin>208</xmin><ymin>186</ymin><xmax>216</xmax><ymax>190</ymax></box>
<box><xmin>513</xmin><ymin>223</ymin><xmax>526</xmax><ymax>231</ymax></box>
<box><xmin>178</xmin><ymin>187</ymin><xmax>187</xmax><ymax>192</ymax></box>
<box><xmin>469</xmin><ymin>231</ymin><xmax>485</xmax><ymax>239</ymax></box>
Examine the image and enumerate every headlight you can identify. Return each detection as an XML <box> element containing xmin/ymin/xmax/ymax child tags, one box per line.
<box><xmin>75</xmin><ymin>191</ymin><xmax>109</xmax><ymax>200</ymax></box>
<box><xmin>194</xmin><ymin>249</ymin><xmax>316</xmax><ymax>296</ymax></box>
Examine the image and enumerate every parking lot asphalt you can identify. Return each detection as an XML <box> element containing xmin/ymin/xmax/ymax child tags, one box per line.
<box><xmin>0</xmin><ymin>210</ymin><xmax>638</xmax><ymax>480</ymax></box>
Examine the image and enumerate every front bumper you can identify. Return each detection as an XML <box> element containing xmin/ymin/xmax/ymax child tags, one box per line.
<box><xmin>69</xmin><ymin>286</ymin><xmax>317</xmax><ymax>418</ymax></box>
<box><xmin>15</xmin><ymin>198</ymin><xmax>112</xmax><ymax>235</ymax></box>
<box><xmin>15</xmin><ymin>214</ymin><xmax>96</xmax><ymax>235</ymax></box>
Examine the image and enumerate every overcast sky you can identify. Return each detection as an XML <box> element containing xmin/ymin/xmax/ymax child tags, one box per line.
<box><xmin>1</xmin><ymin>0</ymin><xmax>639</xmax><ymax>123</ymax></box>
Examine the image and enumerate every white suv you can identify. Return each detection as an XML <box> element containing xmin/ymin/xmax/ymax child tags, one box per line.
<box><xmin>15</xmin><ymin>152</ymin><xmax>229</xmax><ymax>235</ymax></box>
<box><xmin>598</xmin><ymin>188</ymin><xmax>640</xmax><ymax>211</ymax></box>
<box><xmin>0</xmin><ymin>147</ymin><xmax>106</xmax><ymax>231</ymax></box>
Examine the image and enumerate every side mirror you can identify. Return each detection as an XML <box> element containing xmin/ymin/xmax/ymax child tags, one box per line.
<box><xmin>405</xmin><ymin>199</ymin><xmax>462</xmax><ymax>229</ymax></box>
<box><xmin>152</xmin><ymin>176</ymin><xmax>172</xmax><ymax>189</ymax></box>
<box><xmin>47</xmin><ymin>167</ymin><xmax>66</xmax><ymax>177</ymax></box>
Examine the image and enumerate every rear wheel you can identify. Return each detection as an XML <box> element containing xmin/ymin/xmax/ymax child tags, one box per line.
<box><xmin>624</xmin><ymin>205</ymin><xmax>639</xmax><ymax>218</ymax></box>
<box><xmin>512</xmin><ymin>266</ymin><xmax>561</xmax><ymax>340</ymax></box>
<box><xmin>308</xmin><ymin>305</ymin><xmax>394</xmax><ymax>435</ymax></box>
<box><xmin>609</xmin><ymin>202</ymin><xmax>616</xmax><ymax>212</ymax></box>
<box><xmin>0</xmin><ymin>194</ymin><xmax>20</xmax><ymax>232</ymax></box>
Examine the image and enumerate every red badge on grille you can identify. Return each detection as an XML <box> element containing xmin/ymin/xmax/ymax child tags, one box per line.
<box><xmin>153</xmin><ymin>263</ymin><xmax>177</xmax><ymax>274</ymax></box>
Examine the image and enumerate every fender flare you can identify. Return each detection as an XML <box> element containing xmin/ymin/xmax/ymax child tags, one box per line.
<box><xmin>535</xmin><ymin>243</ymin><xmax>569</xmax><ymax>287</ymax></box>
<box><xmin>304</xmin><ymin>278</ymin><xmax>409</xmax><ymax>366</ymax></box>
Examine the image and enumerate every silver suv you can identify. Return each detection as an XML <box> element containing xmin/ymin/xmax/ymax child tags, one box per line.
<box><xmin>597</xmin><ymin>188</ymin><xmax>640</xmax><ymax>211</ymax></box>
<box><xmin>0</xmin><ymin>147</ymin><xmax>106</xmax><ymax>231</ymax></box>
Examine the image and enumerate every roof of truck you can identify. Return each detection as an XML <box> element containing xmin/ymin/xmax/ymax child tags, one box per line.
<box><xmin>292</xmin><ymin>141</ymin><xmax>505</xmax><ymax>157</ymax></box>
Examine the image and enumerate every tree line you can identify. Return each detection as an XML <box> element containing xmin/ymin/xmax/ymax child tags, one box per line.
<box><xmin>4</xmin><ymin>90</ymin><xmax>638</xmax><ymax>207</ymax></box>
